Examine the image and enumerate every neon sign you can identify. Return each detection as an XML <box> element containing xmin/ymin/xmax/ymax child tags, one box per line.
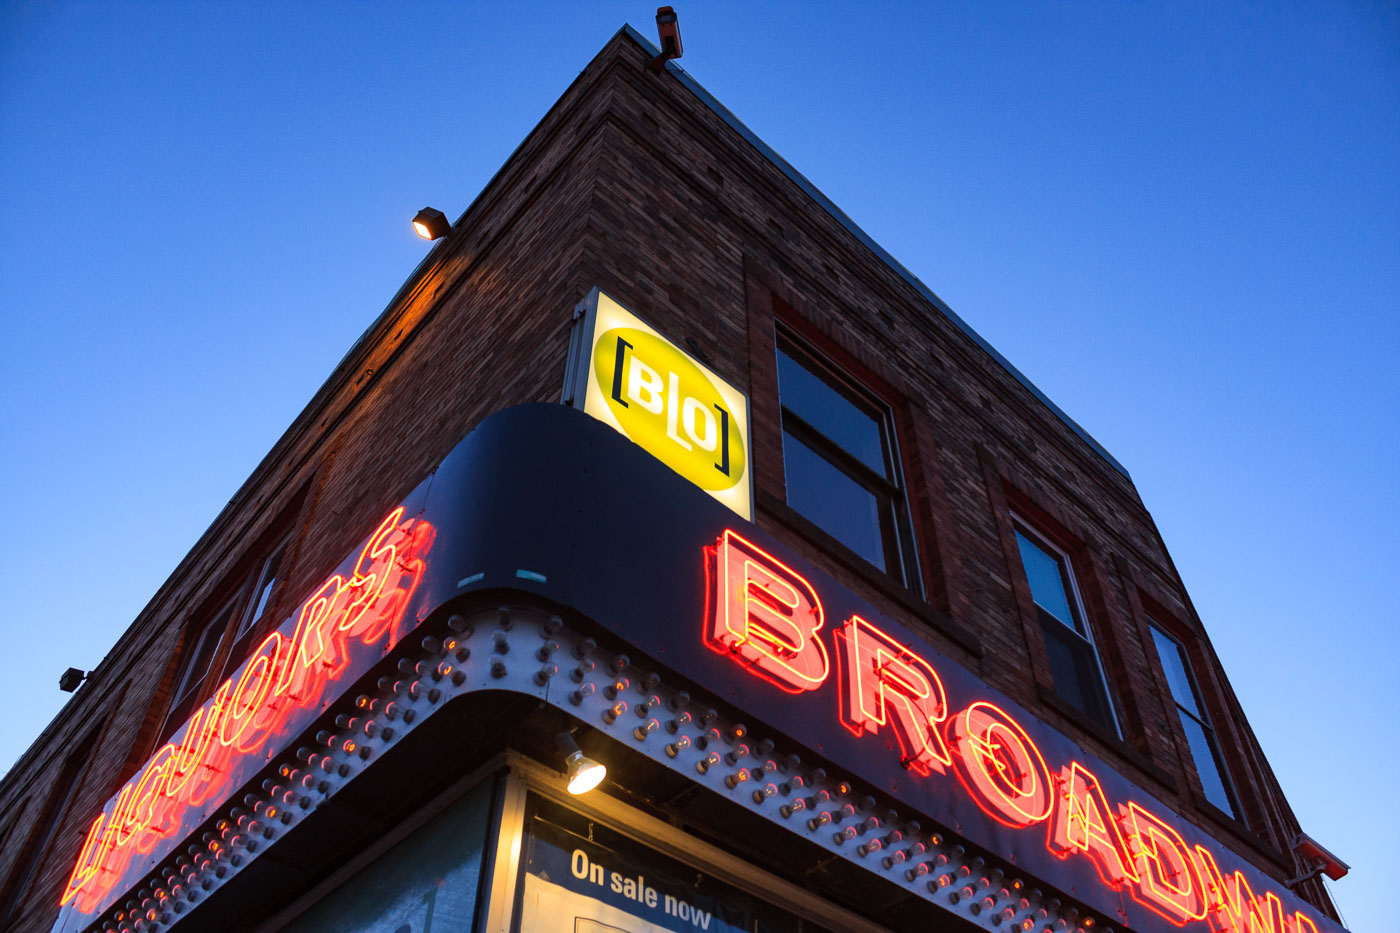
<box><xmin>950</xmin><ymin>701</ymin><xmax>1054</xmax><ymax>828</ymax></box>
<box><xmin>60</xmin><ymin>507</ymin><xmax>436</xmax><ymax>917</ymax></box>
<box><xmin>52</xmin><ymin>401</ymin><xmax>1340</xmax><ymax>933</ymax></box>
<box><xmin>704</xmin><ymin>529</ymin><xmax>828</xmax><ymax>692</ymax></box>
<box><xmin>705</xmin><ymin>530</ymin><xmax>1325</xmax><ymax>933</ymax></box>
<box><xmin>834</xmin><ymin>614</ymin><xmax>951</xmax><ymax>777</ymax></box>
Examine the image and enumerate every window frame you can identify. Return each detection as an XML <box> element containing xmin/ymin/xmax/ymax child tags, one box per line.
<box><xmin>157</xmin><ymin>528</ymin><xmax>294</xmax><ymax>744</ymax></box>
<box><xmin>158</xmin><ymin>592</ymin><xmax>240</xmax><ymax>742</ymax></box>
<box><xmin>1011</xmin><ymin>517</ymin><xmax>1120</xmax><ymax>736</ymax></box>
<box><xmin>233</xmin><ymin>534</ymin><xmax>290</xmax><ymax>644</ymax></box>
<box><xmin>774</xmin><ymin>329</ymin><xmax>922</xmax><ymax>593</ymax></box>
<box><xmin>1148</xmin><ymin>620</ymin><xmax>1243</xmax><ymax>820</ymax></box>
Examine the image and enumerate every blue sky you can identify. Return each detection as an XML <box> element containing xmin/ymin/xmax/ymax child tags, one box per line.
<box><xmin>2</xmin><ymin>2</ymin><xmax>1395</xmax><ymax>930</ymax></box>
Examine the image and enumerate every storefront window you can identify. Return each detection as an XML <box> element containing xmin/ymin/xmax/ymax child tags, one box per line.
<box><xmin>282</xmin><ymin>780</ymin><xmax>494</xmax><ymax>933</ymax></box>
<box><xmin>514</xmin><ymin>796</ymin><xmax>833</xmax><ymax>933</ymax></box>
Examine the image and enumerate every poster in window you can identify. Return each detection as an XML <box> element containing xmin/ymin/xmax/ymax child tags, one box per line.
<box><xmin>515</xmin><ymin>798</ymin><xmax>828</xmax><ymax>933</ymax></box>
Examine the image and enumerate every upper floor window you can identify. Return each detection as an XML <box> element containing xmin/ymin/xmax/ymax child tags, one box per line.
<box><xmin>235</xmin><ymin>538</ymin><xmax>288</xmax><ymax>642</ymax></box>
<box><xmin>1150</xmin><ymin>622</ymin><xmax>1240</xmax><ymax>819</ymax></box>
<box><xmin>160</xmin><ymin>593</ymin><xmax>240</xmax><ymax>740</ymax></box>
<box><xmin>159</xmin><ymin>531</ymin><xmax>293</xmax><ymax>741</ymax></box>
<box><xmin>1013</xmin><ymin>523</ymin><xmax>1117</xmax><ymax>732</ymax></box>
<box><xmin>776</xmin><ymin>335</ymin><xmax>920</xmax><ymax>590</ymax></box>
<box><xmin>168</xmin><ymin>596</ymin><xmax>234</xmax><ymax>713</ymax></box>
<box><xmin>0</xmin><ymin>728</ymin><xmax>99</xmax><ymax>921</ymax></box>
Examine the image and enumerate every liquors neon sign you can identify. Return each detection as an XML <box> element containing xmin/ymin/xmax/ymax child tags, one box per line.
<box><xmin>60</xmin><ymin>507</ymin><xmax>436</xmax><ymax>917</ymax></box>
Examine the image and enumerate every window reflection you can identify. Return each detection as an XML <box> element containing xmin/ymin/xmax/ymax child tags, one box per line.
<box><xmin>1150</xmin><ymin>624</ymin><xmax>1239</xmax><ymax>819</ymax></box>
<box><xmin>782</xmin><ymin>431</ymin><xmax>885</xmax><ymax>570</ymax></box>
<box><xmin>776</xmin><ymin>335</ymin><xmax>917</xmax><ymax>590</ymax></box>
<box><xmin>1013</xmin><ymin>525</ymin><xmax>1116</xmax><ymax>732</ymax></box>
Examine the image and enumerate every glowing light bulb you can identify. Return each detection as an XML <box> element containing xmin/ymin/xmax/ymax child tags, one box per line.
<box><xmin>565</xmin><ymin>751</ymin><xmax>606</xmax><ymax>795</ymax></box>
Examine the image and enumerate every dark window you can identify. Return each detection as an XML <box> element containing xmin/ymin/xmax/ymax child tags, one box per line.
<box><xmin>777</xmin><ymin>336</ymin><xmax>919</xmax><ymax>589</ymax></box>
<box><xmin>1014</xmin><ymin>524</ymin><xmax>1117</xmax><ymax>732</ymax></box>
<box><xmin>236</xmin><ymin>539</ymin><xmax>287</xmax><ymax>642</ymax></box>
<box><xmin>279</xmin><ymin>780</ymin><xmax>494</xmax><ymax>931</ymax></box>
<box><xmin>160</xmin><ymin>593</ymin><xmax>239</xmax><ymax>740</ymax></box>
<box><xmin>1150</xmin><ymin>623</ymin><xmax>1240</xmax><ymax>819</ymax></box>
<box><xmin>160</xmin><ymin>531</ymin><xmax>293</xmax><ymax>742</ymax></box>
<box><xmin>0</xmin><ymin>731</ymin><xmax>98</xmax><ymax>921</ymax></box>
<box><xmin>170</xmin><ymin>597</ymin><xmax>233</xmax><ymax>709</ymax></box>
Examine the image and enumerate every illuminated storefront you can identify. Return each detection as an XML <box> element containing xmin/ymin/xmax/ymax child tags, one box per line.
<box><xmin>49</xmin><ymin>406</ymin><xmax>1342</xmax><ymax>933</ymax></box>
<box><xmin>2</xmin><ymin>24</ymin><xmax>1346</xmax><ymax>933</ymax></box>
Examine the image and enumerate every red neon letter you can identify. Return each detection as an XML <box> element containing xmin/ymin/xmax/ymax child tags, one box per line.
<box><xmin>705</xmin><ymin>529</ymin><xmax>829</xmax><ymax>692</ymax></box>
<box><xmin>59</xmin><ymin>814</ymin><xmax>107</xmax><ymax>908</ymax></box>
<box><xmin>220</xmin><ymin>633</ymin><xmax>284</xmax><ymax>751</ymax></box>
<box><xmin>170</xmin><ymin>681</ymin><xmax>233</xmax><ymax>809</ymax></box>
<box><xmin>58</xmin><ymin>507</ymin><xmax>435</xmax><ymax>917</ymax></box>
<box><xmin>833</xmin><ymin>615</ymin><xmax>951</xmax><ymax>776</ymax></box>
<box><xmin>1122</xmin><ymin>802</ymin><xmax>1207</xmax><ymax>925</ymax></box>
<box><xmin>126</xmin><ymin>746</ymin><xmax>175</xmax><ymax>855</ymax></box>
<box><xmin>950</xmin><ymin>701</ymin><xmax>1053</xmax><ymax>827</ymax></box>
<box><xmin>1048</xmin><ymin>761</ymin><xmax>1138</xmax><ymax>886</ymax></box>
<box><xmin>278</xmin><ymin>573</ymin><xmax>349</xmax><ymax>699</ymax></box>
<box><xmin>338</xmin><ymin>508</ymin><xmax>404</xmax><ymax>639</ymax></box>
<box><xmin>1193</xmin><ymin>845</ymin><xmax>1291</xmax><ymax>933</ymax></box>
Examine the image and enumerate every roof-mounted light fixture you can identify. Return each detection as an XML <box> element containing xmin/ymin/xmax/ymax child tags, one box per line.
<box><xmin>412</xmin><ymin>207</ymin><xmax>451</xmax><ymax>240</ymax></box>
<box><xmin>648</xmin><ymin>6</ymin><xmax>683</xmax><ymax>73</ymax></box>
<box><xmin>59</xmin><ymin>667</ymin><xmax>88</xmax><ymax>693</ymax></box>
<box><xmin>556</xmin><ymin>730</ymin><xmax>606</xmax><ymax>795</ymax></box>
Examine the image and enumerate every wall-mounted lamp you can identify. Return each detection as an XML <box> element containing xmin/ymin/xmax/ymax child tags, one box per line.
<box><xmin>556</xmin><ymin>731</ymin><xmax>606</xmax><ymax>795</ymax></box>
<box><xmin>59</xmin><ymin>667</ymin><xmax>88</xmax><ymax>693</ymax></box>
<box><xmin>412</xmin><ymin>207</ymin><xmax>451</xmax><ymax>240</ymax></box>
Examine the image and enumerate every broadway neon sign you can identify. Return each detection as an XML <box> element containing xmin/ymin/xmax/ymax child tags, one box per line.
<box><xmin>706</xmin><ymin>529</ymin><xmax>1323</xmax><ymax>933</ymax></box>
<box><xmin>60</xmin><ymin>506</ymin><xmax>436</xmax><ymax>918</ymax></box>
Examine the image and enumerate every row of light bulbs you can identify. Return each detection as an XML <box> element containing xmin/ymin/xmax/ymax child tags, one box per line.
<box><xmin>89</xmin><ymin>603</ymin><xmax>1100</xmax><ymax>933</ymax></box>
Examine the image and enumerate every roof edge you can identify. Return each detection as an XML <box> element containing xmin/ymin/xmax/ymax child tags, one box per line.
<box><xmin>618</xmin><ymin>24</ymin><xmax>1130</xmax><ymax>480</ymax></box>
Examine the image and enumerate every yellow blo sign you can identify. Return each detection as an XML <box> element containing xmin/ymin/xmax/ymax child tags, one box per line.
<box><xmin>566</xmin><ymin>290</ymin><xmax>752</xmax><ymax>520</ymax></box>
